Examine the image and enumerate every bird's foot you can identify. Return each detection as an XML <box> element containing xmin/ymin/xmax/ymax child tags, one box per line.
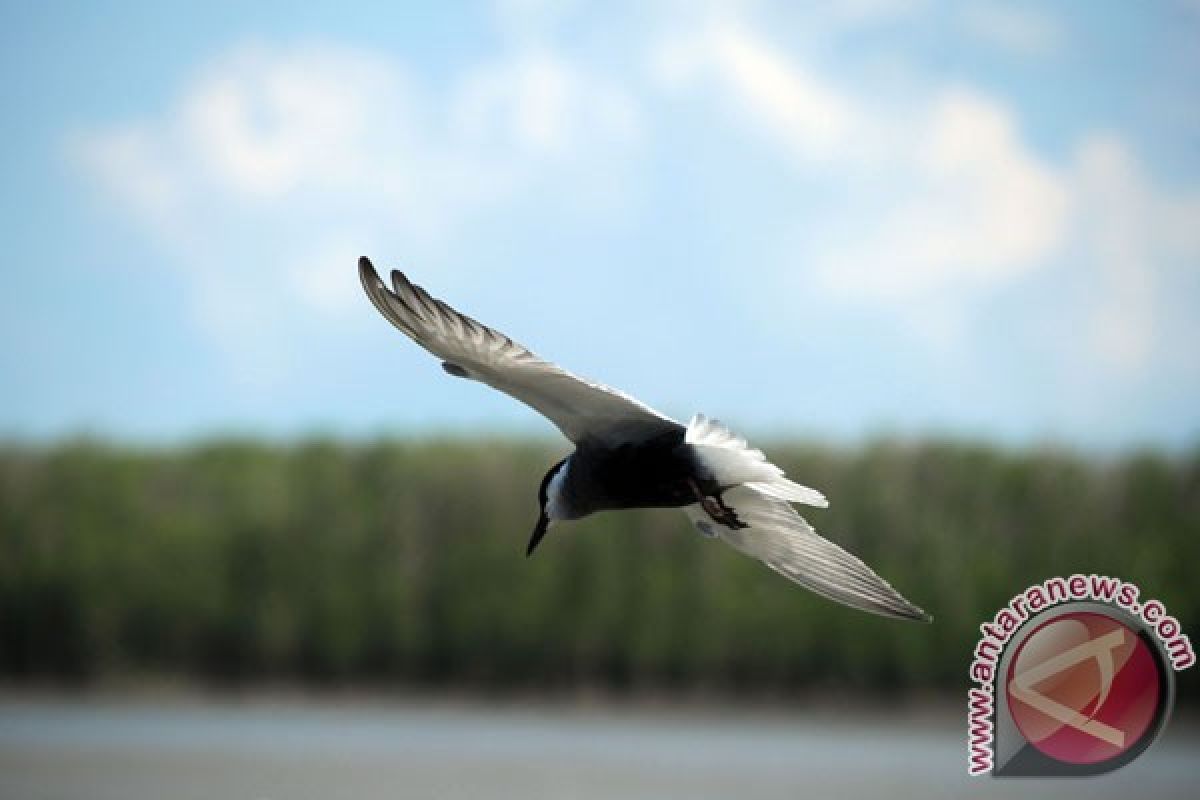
<box><xmin>688</xmin><ymin>479</ymin><xmax>749</xmax><ymax>530</ymax></box>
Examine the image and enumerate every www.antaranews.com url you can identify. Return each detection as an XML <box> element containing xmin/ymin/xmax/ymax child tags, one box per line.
<box><xmin>966</xmin><ymin>573</ymin><xmax>1194</xmax><ymax>775</ymax></box>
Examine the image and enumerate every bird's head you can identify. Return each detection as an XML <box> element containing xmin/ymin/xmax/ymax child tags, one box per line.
<box><xmin>527</xmin><ymin>457</ymin><xmax>569</xmax><ymax>557</ymax></box>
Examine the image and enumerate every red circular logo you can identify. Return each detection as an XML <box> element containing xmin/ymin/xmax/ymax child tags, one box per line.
<box><xmin>1006</xmin><ymin>611</ymin><xmax>1161</xmax><ymax>765</ymax></box>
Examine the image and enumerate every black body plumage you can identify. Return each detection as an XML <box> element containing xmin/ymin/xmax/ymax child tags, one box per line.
<box><xmin>557</xmin><ymin>427</ymin><xmax>723</xmax><ymax>518</ymax></box>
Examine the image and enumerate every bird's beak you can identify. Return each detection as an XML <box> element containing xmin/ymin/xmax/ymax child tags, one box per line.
<box><xmin>526</xmin><ymin>512</ymin><xmax>551</xmax><ymax>557</ymax></box>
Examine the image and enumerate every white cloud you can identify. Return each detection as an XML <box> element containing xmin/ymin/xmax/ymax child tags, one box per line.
<box><xmin>71</xmin><ymin>39</ymin><xmax>641</xmax><ymax>380</ymax></box>
<box><xmin>78</xmin><ymin>41</ymin><xmax>639</xmax><ymax>228</ymax></box>
<box><xmin>961</xmin><ymin>2</ymin><xmax>1065</xmax><ymax>56</ymax></box>
<box><xmin>656</xmin><ymin>24</ymin><xmax>1070</xmax><ymax>314</ymax></box>
<box><xmin>655</xmin><ymin>22</ymin><xmax>857</xmax><ymax>162</ymax></box>
<box><xmin>452</xmin><ymin>50</ymin><xmax>640</xmax><ymax>157</ymax></box>
<box><xmin>650</xmin><ymin>12</ymin><xmax>1196</xmax><ymax>392</ymax></box>
<box><xmin>834</xmin><ymin>0</ymin><xmax>929</xmax><ymax>25</ymax></box>
<box><xmin>1073</xmin><ymin>135</ymin><xmax>1200</xmax><ymax>376</ymax></box>
<box><xmin>817</xmin><ymin>87</ymin><xmax>1069</xmax><ymax>300</ymax></box>
<box><xmin>177</xmin><ymin>46</ymin><xmax>404</xmax><ymax>198</ymax></box>
<box><xmin>72</xmin><ymin>127</ymin><xmax>188</xmax><ymax>239</ymax></box>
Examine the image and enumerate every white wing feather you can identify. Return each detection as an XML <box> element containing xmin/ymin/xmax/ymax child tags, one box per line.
<box><xmin>684</xmin><ymin>486</ymin><xmax>930</xmax><ymax>622</ymax></box>
<box><xmin>359</xmin><ymin>258</ymin><xmax>679</xmax><ymax>444</ymax></box>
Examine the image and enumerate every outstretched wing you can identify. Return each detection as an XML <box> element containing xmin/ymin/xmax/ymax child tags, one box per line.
<box><xmin>684</xmin><ymin>486</ymin><xmax>930</xmax><ymax>622</ymax></box>
<box><xmin>359</xmin><ymin>257</ymin><xmax>680</xmax><ymax>444</ymax></box>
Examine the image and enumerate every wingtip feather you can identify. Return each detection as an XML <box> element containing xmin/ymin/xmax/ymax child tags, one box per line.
<box><xmin>883</xmin><ymin>597</ymin><xmax>933</xmax><ymax>623</ymax></box>
<box><xmin>358</xmin><ymin>255</ymin><xmax>381</xmax><ymax>288</ymax></box>
<box><xmin>390</xmin><ymin>269</ymin><xmax>412</xmax><ymax>295</ymax></box>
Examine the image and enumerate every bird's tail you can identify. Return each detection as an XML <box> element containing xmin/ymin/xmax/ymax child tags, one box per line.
<box><xmin>685</xmin><ymin>414</ymin><xmax>828</xmax><ymax>507</ymax></box>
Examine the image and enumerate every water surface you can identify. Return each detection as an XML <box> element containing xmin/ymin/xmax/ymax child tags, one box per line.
<box><xmin>1</xmin><ymin>696</ymin><xmax>1195</xmax><ymax>799</ymax></box>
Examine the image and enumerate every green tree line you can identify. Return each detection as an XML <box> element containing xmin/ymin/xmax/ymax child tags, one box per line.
<box><xmin>1</xmin><ymin>438</ymin><xmax>1197</xmax><ymax>699</ymax></box>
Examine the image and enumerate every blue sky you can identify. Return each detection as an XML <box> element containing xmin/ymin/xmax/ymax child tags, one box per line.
<box><xmin>2</xmin><ymin>1</ymin><xmax>1198</xmax><ymax>449</ymax></box>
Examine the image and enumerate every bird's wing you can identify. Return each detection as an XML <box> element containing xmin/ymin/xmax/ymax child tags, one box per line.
<box><xmin>359</xmin><ymin>257</ymin><xmax>680</xmax><ymax>444</ymax></box>
<box><xmin>683</xmin><ymin>486</ymin><xmax>930</xmax><ymax>622</ymax></box>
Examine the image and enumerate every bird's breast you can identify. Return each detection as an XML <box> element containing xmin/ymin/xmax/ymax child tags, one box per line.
<box><xmin>566</xmin><ymin>434</ymin><xmax>710</xmax><ymax>515</ymax></box>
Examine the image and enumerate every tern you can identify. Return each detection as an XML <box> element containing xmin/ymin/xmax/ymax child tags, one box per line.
<box><xmin>359</xmin><ymin>257</ymin><xmax>929</xmax><ymax>622</ymax></box>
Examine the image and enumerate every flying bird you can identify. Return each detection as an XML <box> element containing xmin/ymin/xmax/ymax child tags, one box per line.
<box><xmin>358</xmin><ymin>257</ymin><xmax>929</xmax><ymax>622</ymax></box>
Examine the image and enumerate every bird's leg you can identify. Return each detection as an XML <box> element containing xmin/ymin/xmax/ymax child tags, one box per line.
<box><xmin>686</xmin><ymin>477</ymin><xmax>719</xmax><ymax>516</ymax></box>
<box><xmin>687</xmin><ymin>478</ymin><xmax>747</xmax><ymax>530</ymax></box>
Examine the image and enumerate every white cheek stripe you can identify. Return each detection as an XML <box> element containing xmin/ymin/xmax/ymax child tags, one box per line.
<box><xmin>545</xmin><ymin>459</ymin><xmax>570</xmax><ymax>521</ymax></box>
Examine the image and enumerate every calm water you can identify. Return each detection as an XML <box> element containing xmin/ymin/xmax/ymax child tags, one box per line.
<box><xmin>0</xmin><ymin>696</ymin><xmax>1195</xmax><ymax>799</ymax></box>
